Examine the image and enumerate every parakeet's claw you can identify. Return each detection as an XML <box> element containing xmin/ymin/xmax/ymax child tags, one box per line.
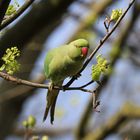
<box><xmin>96</xmin><ymin>81</ymin><xmax>102</xmax><ymax>86</ymax></box>
<box><xmin>48</xmin><ymin>82</ymin><xmax>54</xmax><ymax>91</ymax></box>
<box><xmin>73</xmin><ymin>73</ymin><xmax>81</xmax><ymax>79</ymax></box>
<box><xmin>62</xmin><ymin>86</ymin><xmax>65</xmax><ymax>91</ymax></box>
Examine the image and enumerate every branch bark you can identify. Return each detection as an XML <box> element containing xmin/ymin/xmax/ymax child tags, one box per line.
<box><xmin>0</xmin><ymin>71</ymin><xmax>95</xmax><ymax>94</ymax></box>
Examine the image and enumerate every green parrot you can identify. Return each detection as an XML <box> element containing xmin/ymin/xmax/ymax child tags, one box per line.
<box><xmin>43</xmin><ymin>39</ymin><xmax>89</xmax><ymax>124</ymax></box>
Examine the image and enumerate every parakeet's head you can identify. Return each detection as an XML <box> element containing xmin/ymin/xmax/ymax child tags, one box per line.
<box><xmin>68</xmin><ymin>39</ymin><xmax>89</xmax><ymax>60</ymax></box>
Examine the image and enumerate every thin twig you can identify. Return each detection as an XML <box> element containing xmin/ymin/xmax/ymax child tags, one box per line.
<box><xmin>0</xmin><ymin>71</ymin><xmax>93</xmax><ymax>93</ymax></box>
<box><xmin>64</xmin><ymin>0</ymin><xmax>135</xmax><ymax>87</ymax></box>
<box><xmin>78</xmin><ymin>80</ymin><xmax>94</xmax><ymax>88</ymax></box>
<box><xmin>0</xmin><ymin>0</ymin><xmax>35</xmax><ymax>31</ymax></box>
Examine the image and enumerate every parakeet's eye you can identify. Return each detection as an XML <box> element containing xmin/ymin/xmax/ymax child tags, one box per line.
<box><xmin>75</xmin><ymin>45</ymin><xmax>80</xmax><ymax>48</ymax></box>
<box><xmin>81</xmin><ymin>47</ymin><xmax>88</xmax><ymax>57</ymax></box>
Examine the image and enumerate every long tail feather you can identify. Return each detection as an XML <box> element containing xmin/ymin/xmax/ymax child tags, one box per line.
<box><xmin>43</xmin><ymin>81</ymin><xmax>63</xmax><ymax>124</ymax></box>
<box><xmin>43</xmin><ymin>104</ymin><xmax>50</xmax><ymax>122</ymax></box>
<box><xmin>43</xmin><ymin>91</ymin><xmax>51</xmax><ymax>122</ymax></box>
<box><xmin>43</xmin><ymin>89</ymin><xmax>52</xmax><ymax>122</ymax></box>
<box><xmin>50</xmin><ymin>93</ymin><xmax>59</xmax><ymax>124</ymax></box>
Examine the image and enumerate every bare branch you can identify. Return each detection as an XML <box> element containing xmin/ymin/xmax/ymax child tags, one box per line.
<box><xmin>0</xmin><ymin>71</ymin><xmax>94</xmax><ymax>93</ymax></box>
<box><xmin>78</xmin><ymin>80</ymin><xmax>94</xmax><ymax>88</ymax></box>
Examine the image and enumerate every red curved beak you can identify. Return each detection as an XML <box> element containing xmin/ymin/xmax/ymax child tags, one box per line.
<box><xmin>82</xmin><ymin>47</ymin><xmax>88</xmax><ymax>57</ymax></box>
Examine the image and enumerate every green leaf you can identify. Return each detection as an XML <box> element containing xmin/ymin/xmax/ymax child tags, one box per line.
<box><xmin>42</xmin><ymin>136</ymin><xmax>49</xmax><ymax>140</ymax></box>
<box><xmin>27</xmin><ymin>115</ymin><xmax>36</xmax><ymax>128</ymax></box>
<box><xmin>110</xmin><ymin>9</ymin><xmax>123</xmax><ymax>21</ymax></box>
<box><xmin>22</xmin><ymin>115</ymin><xmax>36</xmax><ymax>129</ymax></box>
<box><xmin>92</xmin><ymin>54</ymin><xmax>110</xmax><ymax>81</ymax></box>
<box><xmin>0</xmin><ymin>47</ymin><xmax>20</xmax><ymax>75</ymax></box>
<box><xmin>92</xmin><ymin>65</ymin><xmax>101</xmax><ymax>81</ymax></box>
<box><xmin>6</xmin><ymin>0</ymin><xmax>20</xmax><ymax>16</ymax></box>
<box><xmin>6</xmin><ymin>5</ymin><xmax>16</xmax><ymax>16</ymax></box>
<box><xmin>22</xmin><ymin>120</ymin><xmax>28</xmax><ymax>128</ymax></box>
<box><xmin>0</xmin><ymin>64</ymin><xmax>5</xmax><ymax>71</ymax></box>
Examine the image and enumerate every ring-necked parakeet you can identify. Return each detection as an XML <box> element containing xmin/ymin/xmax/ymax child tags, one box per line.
<box><xmin>43</xmin><ymin>39</ymin><xmax>89</xmax><ymax>124</ymax></box>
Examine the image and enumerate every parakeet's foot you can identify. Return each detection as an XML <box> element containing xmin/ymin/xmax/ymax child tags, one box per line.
<box><xmin>62</xmin><ymin>86</ymin><xmax>65</xmax><ymax>91</ymax></box>
<box><xmin>48</xmin><ymin>82</ymin><xmax>54</xmax><ymax>91</ymax></box>
<box><xmin>96</xmin><ymin>81</ymin><xmax>102</xmax><ymax>86</ymax></box>
<box><xmin>73</xmin><ymin>73</ymin><xmax>81</xmax><ymax>79</ymax></box>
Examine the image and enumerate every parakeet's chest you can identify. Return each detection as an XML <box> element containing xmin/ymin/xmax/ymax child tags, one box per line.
<box><xmin>47</xmin><ymin>56</ymin><xmax>83</xmax><ymax>82</ymax></box>
<box><xmin>44</xmin><ymin>49</ymin><xmax>83</xmax><ymax>83</ymax></box>
<box><xmin>62</xmin><ymin>56</ymin><xmax>83</xmax><ymax>77</ymax></box>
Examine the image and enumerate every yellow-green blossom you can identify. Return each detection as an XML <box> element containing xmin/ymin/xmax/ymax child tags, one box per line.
<box><xmin>0</xmin><ymin>47</ymin><xmax>20</xmax><ymax>75</ymax></box>
<box><xmin>22</xmin><ymin>115</ymin><xmax>36</xmax><ymax>129</ymax></box>
<box><xmin>6</xmin><ymin>0</ymin><xmax>19</xmax><ymax>16</ymax></box>
<box><xmin>110</xmin><ymin>9</ymin><xmax>123</xmax><ymax>21</ymax></box>
<box><xmin>92</xmin><ymin>54</ymin><xmax>109</xmax><ymax>81</ymax></box>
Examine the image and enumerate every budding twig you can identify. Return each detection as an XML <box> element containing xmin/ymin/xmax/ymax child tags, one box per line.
<box><xmin>64</xmin><ymin>0</ymin><xmax>135</xmax><ymax>87</ymax></box>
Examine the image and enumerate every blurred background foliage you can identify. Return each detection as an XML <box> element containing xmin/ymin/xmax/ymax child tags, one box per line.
<box><xmin>0</xmin><ymin>0</ymin><xmax>140</xmax><ymax>140</ymax></box>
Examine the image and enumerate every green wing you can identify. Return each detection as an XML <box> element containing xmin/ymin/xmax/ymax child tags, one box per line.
<box><xmin>44</xmin><ymin>48</ymin><xmax>58</xmax><ymax>79</ymax></box>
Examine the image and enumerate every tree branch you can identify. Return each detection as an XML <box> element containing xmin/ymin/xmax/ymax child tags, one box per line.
<box><xmin>0</xmin><ymin>71</ymin><xmax>94</xmax><ymax>93</ymax></box>
<box><xmin>64</xmin><ymin>0</ymin><xmax>136</xmax><ymax>88</ymax></box>
<box><xmin>0</xmin><ymin>0</ymin><xmax>35</xmax><ymax>30</ymax></box>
